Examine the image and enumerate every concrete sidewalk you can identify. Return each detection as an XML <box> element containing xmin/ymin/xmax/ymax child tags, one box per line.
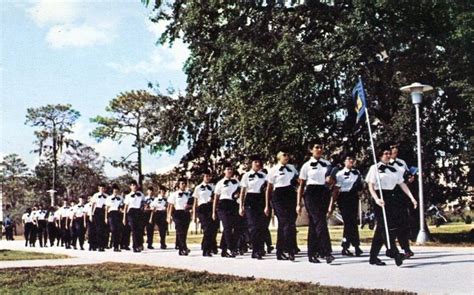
<box><xmin>1</xmin><ymin>240</ymin><xmax>473</xmax><ymax>294</ymax></box>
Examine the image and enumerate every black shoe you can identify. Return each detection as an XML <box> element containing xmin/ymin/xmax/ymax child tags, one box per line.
<box><xmin>341</xmin><ymin>248</ymin><xmax>354</xmax><ymax>256</ymax></box>
<box><xmin>276</xmin><ymin>252</ymin><xmax>289</xmax><ymax>261</ymax></box>
<box><xmin>231</xmin><ymin>250</ymin><xmax>239</xmax><ymax>257</ymax></box>
<box><xmin>295</xmin><ymin>247</ymin><xmax>301</xmax><ymax>254</ymax></box>
<box><xmin>308</xmin><ymin>256</ymin><xmax>321</xmax><ymax>263</ymax></box>
<box><xmin>404</xmin><ymin>250</ymin><xmax>414</xmax><ymax>259</ymax></box>
<box><xmin>114</xmin><ymin>248</ymin><xmax>121</xmax><ymax>252</ymax></box>
<box><xmin>369</xmin><ymin>257</ymin><xmax>386</xmax><ymax>266</ymax></box>
<box><xmin>73</xmin><ymin>246</ymin><xmax>77</xmax><ymax>250</ymax></box>
<box><xmin>133</xmin><ymin>248</ymin><xmax>141</xmax><ymax>253</ymax></box>
<box><xmin>160</xmin><ymin>244</ymin><xmax>167</xmax><ymax>249</ymax></box>
<box><xmin>221</xmin><ymin>251</ymin><xmax>235</xmax><ymax>258</ymax></box>
<box><xmin>355</xmin><ymin>247</ymin><xmax>363</xmax><ymax>257</ymax></box>
<box><xmin>80</xmin><ymin>246</ymin><xmax>85</xmax><ymax>250</ymax></box>
<box><xmin>252</xmin><ymin>253</ymin><xmax>263</xmax><ymax>260</ymax></box>
<box><xmin>394</xmin><ymin>253</ymin><xmax>405</xmax><ymax>266</ymax></box>
<box><xmin>203</xmin><ymin>251</ymin><xmax>213</xmax><ymax>257</ymax></box>
<box><xmin>122</xmin><ymin>246</ymin><xmax>131</xmax><ymax>251</ymax></box>
<box><xmin>98</xmin><ymin>248</ymin><xmax>105</xmax><ymax>252</ymax></box>
<box><xmin>326</xmin><ymin>255</ymin><xmax>335</xmax><ymax>264</ymax></box>
<box><xmin>212</xmin><ymin>248</ymin><xmax>218</xmax><ymax>254</ymax></box>
<box><xmin>266</xmin><ymin>246</ymin><xmax>274</xmax><ymax>254</ymax></box>
<box><xmin>288</xmin><ymin>253</ymin><xmax>295</xmax><ymax>261</ymax></box>
<box><xmin>148</xmin><ymin>245</ymin><xmax>154</xmax><ymax>250</ymax></box>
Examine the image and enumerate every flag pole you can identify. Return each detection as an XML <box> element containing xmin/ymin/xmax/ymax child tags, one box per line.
<box><xmin>364</xmin><ymin>109</ymin><xmax>392</xmax><ymax>249</ymax></box>
<box><xmin>359</xmin><ymin>76</ymin><xmax>392</xmax><ymax>249</ymax></box>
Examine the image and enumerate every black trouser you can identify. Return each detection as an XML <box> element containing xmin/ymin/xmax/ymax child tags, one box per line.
<box><xmin>144</xmin><ymin>211</ymin><xmax>154</xmax><ymax>247</ymax></box>
<box><xmin>37</xmin><ymin>220</ymin><xmax>47</xmax><ymax>247</ymax></box>
<box><xmin>173</xmin><ymin>210</ymin><xmax>191</xmax><ymax>251</ymax></box>
<box><xmin>272</xmin><ymin>186</ymin><xmax>297</xmax><ymax>254</ymax></box>
<box><xmin>5</xmin><ymin>226</ymin><xmax>14</xmax><ymax>240</ymax></box>
<box><xmin>338</xmin><ymin>191</ymin><xmax>360</xmax><ymax>248</ymax></box>
<box><xmin>217</xmin><ymin>200</ymin><xmax>239</xmax><ymax>252</ymax></box>
<box><xmin>60</xmin><ymin>218</ymin><xmax>71</xmax><ymax>248</ymax></box>
<box><xmin>93</xmin><ymin>207</ymin><xmax>106</xmax><ymax>249</ymax></box>
<box><xmin>86</xmin><ymin>217</ymin><xmax>97</xmax><ymax>250</ymax></box>
<box><xmin>245</xmin><ymin>193</ymin><xmax>266</xmax><ymax>255</ymax></box>
<box><xmin>393</xmin><ymin>187</ymin><xmax>411</xmax><ymax>252</ymax></box>
<box><xmin>370</xmin><ymin>190</ymin><xmax>402</xmax><ymax>259</ymax></box>
<box><xmin>72</xmin><ymin>218</ymin><xmax>85</xmax><ymax>248</ymax></box>
<box><xmin>108</xmin><ymin>211</ymin><xmax>122</xmax><ymax>249</ymax></box>
<box><xmin>47</xmin><ymin>222</ymin><xmax>56</xmax><ymax>246</ymax></box>
<box><xmin>197</xmin><ymin>203</ymin><xmax>214</xmax><ymax>252</ymax></box>
<box><xmin>154</xmin><ymin>211</ymin><xmax>168</xmax><ymax>247</ymax></box>
<box><xmin>127</xmin><ymin>208</ymin><xmax>143</xmax><ymax>250</ymax></box>
<box><xmin>304</xmin><ymin>185</ymin><xmax>332</xmax><ymax>257</ymax></box>
<box><xmin>24</xmin><ymin>223</ymin><xmax>34</xmax><ymax>246</ymax></box>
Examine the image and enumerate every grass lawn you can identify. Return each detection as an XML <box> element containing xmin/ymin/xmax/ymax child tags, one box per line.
<box><xmin>0</xmin><ymin>263</ymin><xmax>414</xmax><ymax>294</ymax></box>
<box><xmin>0</xmin><ymin>250</ymin><xmax>69</xmax><ymax>261</ymax></box>
<box><xmin>162</xmin><ymin>222</ymin><xmax>473</xmax><ymax>247</ymax></box>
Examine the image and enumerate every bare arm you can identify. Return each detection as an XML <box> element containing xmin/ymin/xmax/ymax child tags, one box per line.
<box><xmin>399</xmin><ymin>182</ymin><xmax>418</xmax><ymax>209</ymax></box>
<box><xmin>239</xmin><ymin>188</ymin><xmax>247</xmax><ymax>216</ymax></box>
<box><xmin>212</xmin><ymin>194</ymin><xmax>219</xmax><ymax>220</ymax></box>
<box><xmin>296</xmin><ymin>179</ymin><xmax>305</xmax><ymax>215</ymax></box>
<box><xmin>265</xmin><ymin>183</ymin><xmax>273</xmax><ymax>216</ymax></box>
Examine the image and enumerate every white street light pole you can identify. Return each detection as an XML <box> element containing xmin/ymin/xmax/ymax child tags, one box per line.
<box><xmin>0</xmin><ymin>162</ymin><xmax>7</xmax><ymax>223</ymax></box>
<box><xmin>400</xmin><ymin>82</ymin><xmax>433</xmax><ymax>245</ymax></box>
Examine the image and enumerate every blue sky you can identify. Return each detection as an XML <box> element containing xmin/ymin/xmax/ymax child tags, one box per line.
<box><xmin>1</xmin><ymin>0</ymin><xmax>189</xmax><ymax>177</ymax></box>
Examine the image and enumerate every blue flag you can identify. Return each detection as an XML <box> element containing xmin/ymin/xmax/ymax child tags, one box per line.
<box><xmin>352</xmin><ymin>79</ymin><xmax>367</xmax><ymax>124</ymax></box>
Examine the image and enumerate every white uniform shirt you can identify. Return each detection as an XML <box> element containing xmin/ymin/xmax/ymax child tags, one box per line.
<box><xmin>168</xmin><ymin>191</ymin><xmax>192</xmax><ymax>210</ymax></box>
<box><xmin>267</xmin><ymin>163</ymin><xmax>298</xmax><ymax>188</ymax></box>
<box><xmin>106</xmin><ymin>194</ymin><xmax>123</xmax><ymax>212</ymax></box>
<box><xmin>36</xmin><ymin>210</ymin><xmax>47</xmax><ymax>221</ymax></box>
<box><xmin>241</xmin><ymin>170</ymin><xmax>267</xmax><ymax>193</ymax></box>
<box><xmin>84</xmin><ymin>203</ymin><xmax>93</xmax><ymax>216</ymax></box>
<box><xmin>92</xmin><ymin>192</ymin><xmax>109</xmax><ymax>208</ymax></box>
<box><xmin>150</xmin><ymin>195</ymin><xmax>168</xmax><ymax>211</ymax></box>
<box><xmin>389</xmin><ymin>158</ymin><xmax>408</xmax><ymax>180</ymax></box>
<box><xmin>299</xmin><ymin>157</ymin><xmax>332</xmax><ymax>185</ymax></box>
<box><xmin>47</xmin><ymin>212</ymin><xmax>55</xmax><ymax>223</ymax></box>
<box><xmin>67</xmin><ymin>207</ymin><xmax>75</xmax><ymax>219</ymax></box>
<box><xmin>59</xmin><ymin>206</ymin><xmax>70</xmax><ymax>219</ymax></box>
<box><xmin>73</xmin><ymin>204</ymin><xmax>86</xmax><ymax>218</ymax></box>
<box><xmin>215</xmin><ymin>178</ymin><xmax>240</xmax><ymax>200</ymax></box>
<box><xmin>54</xmin><ymin>209</ymin><xmax>62</xmax><ymax>221</ymax></box>
<box><xmin>193</xmin><ymin>183</ymin><xmax>214</xmax><ymax>206</ymax></box>
<box><xmin>124</xmin><ymin>191</ymin><xmax>144</xmax><ymax>209</ymax></box>
<box><xmin>22</xmin><ymin>213</ymin><xmax>33</xmax><ymax>223</ymax></box>
<box><xmin>335</xmin><ymin>167</ymin><xmax>361</xmax><ymax>192</ymax></box>
<box><xmin>365</xmin><ymin>162</ymin><xmax>404</xmax><ymax>190</ymax></box>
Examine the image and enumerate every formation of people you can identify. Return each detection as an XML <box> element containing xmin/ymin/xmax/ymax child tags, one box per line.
<box><xmin>20</xmin><ymin>139</ymin><xmax>418</xmax><ymax>266</ymax></box>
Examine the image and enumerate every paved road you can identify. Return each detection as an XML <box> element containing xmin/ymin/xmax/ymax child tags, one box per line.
<box><xmin>1</xmin><ymin>240</ymin><xmax>473</xmax><ymax>294</ymax></box>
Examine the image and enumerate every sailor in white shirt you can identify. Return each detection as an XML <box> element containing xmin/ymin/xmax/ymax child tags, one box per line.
<box><xmin>70</xmin><ymin>198</ymin><xmax>86</xmax><ymax>250</ymax></box>
<box><xmin>365</xmin><ymin>143</ymin><xmax>417</xmax><ymax>267</ymax></box>
<box><xmin>297</xmin><ymin>140</ymin><xmax>334</xmax><ymax>264</ymax></box>
<box><xmin>53</xmin><ymin>208</ymin><xmax>62</xmax><ymax>247</ymax></box>
<box><xmin>332</xmin><ymin>153</ymin><xmax>363</xmax><ymax>257</ymax></box>
<box><xmin>168</xmin><ymin>178</ymin><xmax>193</xmax><ymax>256</ymax></box>
<box><xmin>105</xmin><ymin>184</ymin><xmax>123</xmax><ymax>252</ymax></box>
<box><xmin>193</xmin><ymin>170</ymin><xmax>217</xmax><ymax>256</ymax></box>
<box><xmin>21</xmin><ymin>208</ymin><xmax>34</xmax><ymax>247</ymax></box>
<box><xmin>389</xmin><ymin>142</ymin><xmax>415</xmax><ymax>258</ymax></box>
<box><xmin>143</xmin><ymin>187</ymin><xmax>156</xmax><ymax>250</ymax></box>
<box><xmin>91</xmin><ymin>184</ymin><xmax>109</xmax><ymax>252</ymax></box>
<box><xmin>35</xmin><ymin>205</ymin><xmax>48</xmax><ymax>247</ymax></box>
<box><xmin>47</xmin><ymin>206</ymin><xmax>58</xmax><ymax>247</ymax></box>
<box><xmin>83</xmin><ymin>198</ymin><xmax>97</xmax><ymax>251</ymax></box>
<box><xmin>266</xmin><ymin>148</ymin><xmax>298</xmax><ymax>261</ymax></box>
<box><xmin>123</xmin><ymin>180</ymin><xmax>145</xmax><ymax>253</ymax></box>
<box><xmin>150</xmin><ymin>186</ymin><xmax>169</xmax><ymax>249</ymax></box>
<box><xmin>213</xmin><ymin>164</ymin><xmax>241</xmax><ymax>258</ymax></box>
<box><xmin>239</xmin><ymin>155</ymin><xmax>267</xmax><ymax>260</ymax></box>
<box><xmin>58</xmin><ymin>200</ymin><xmax>71</xmax><ymax>249</ymax></box>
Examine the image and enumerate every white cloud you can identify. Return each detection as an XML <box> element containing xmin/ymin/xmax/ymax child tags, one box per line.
<box><xmin>26</xmin><ymin>0</ymin><xmax>117</xmax><ymax>49</ymax></box>
<box><xmin>46</xmin><ymin>23</ymin><xmax>114</xmax><ymax>49</ymax></box>
<box><xmin>28</xmin><ymin>0</ymin><xmax>82</xmax><ymax>26</ymax></box>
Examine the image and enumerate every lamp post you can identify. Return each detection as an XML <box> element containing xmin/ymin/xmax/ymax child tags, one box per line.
<box><xmin>400</xmin><ymin>82</ymin><xmax>433</xmax><ymax>245</ymax></box>
<box><xmin>0</xmin><ymin>161</ymin><xmax>7</xmax><ymax>224</ymax></box>
<box><xmin>47</xmin><ymin>189</ymin><xmax>57</xmax><ymax>207</ymax></box>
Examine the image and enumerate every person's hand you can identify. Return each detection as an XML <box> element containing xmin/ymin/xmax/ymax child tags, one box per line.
<box><xmin>412</xmin><ymin>199</ymin><xmax>418</xmax><ymax>209</ymax></box>
<box><xmin>122</xmin><ymin>219</ymin><xmax>126</xmax><ymax>226</ymax></box>
<box><xmin>327</xmin><ymin>206</ymin><xmax>334</xmax><ymax>216</ymax></box>
<box><xmin>408</xmin><ymin>175</ymin><xmax>415</xmax><ymax>183</ymax></box>
<box><xmin>375</xmin><ymin>199</ymin><xmax>385</xmax><ymax>207</ymax></box>
<box><xmin>296</xmin><ymin>204</ymin><xmax>302</xmax><ymax>215</ymax></box>
<box><xmin>212</xmin><ymin>212</ymin><xmax>216</xmax><ymax>221</ymax></box>
<box><xmin>167</xmin><ymin>216</ymin><xmax>172</xmax><ymax>224</ymax></box>
<box><xmin>264</xmin><ymin>206</ymin><xmax>270</xmax><ymax>216</ymax></box>
<box><xmin>239</xmin><ymin>207</ymin><xmax>245</xmax><ymax>217</ymax></box>
<box><xmin>89</xmin><ymin>216</ymin><xmax>93</xmax><ymax>222</ymax></box>
<box><xmin>105</xmin><ymin>218</ymin><xmax>108</xmax><ymax>224</ymax></box>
